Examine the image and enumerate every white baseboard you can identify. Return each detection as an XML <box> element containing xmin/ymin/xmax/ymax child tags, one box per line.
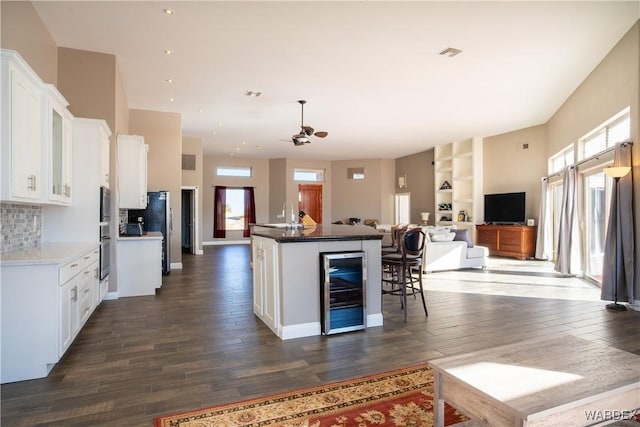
<box><xmin>170</xmin><ymin>262</ymin><xmax>183</xmax><ymax>270</ymax></box>
<box><xmin>195</xmin><ymin>249</ymin><xmax>204</xmax><ymax>255</ymax></box>
<box><xmin>367</xmin><ymin>313</ymin><xmax>384</xmax><ymax>327</ymax></box>
<box><xmin>203</xmin><ymin>240</ymin><xmax>250</xmax><ymax>246</ymax></box>
<box><xmin>629</xmin><ymin>300</ymin><xmax>640</xmax><ymax>312</ymax></box>
<box><xmin>103</xmin><ymin>291</ymin><xmax>119</xmax><ymax>300</ymax></box>
<box><xmin>280</xmin><ymin>322</ymin><xmax>321</xmax><ymax>340</ymax></box>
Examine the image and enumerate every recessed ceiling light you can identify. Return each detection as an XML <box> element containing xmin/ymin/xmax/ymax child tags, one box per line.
<box><xmin>255</xmin><ymin>145</ymin><xmax>264</xmax><ymax>149</ymax></box>
<box><xmin>212</xmin><ymin>131</ymin><xmax>217</xmax><ymax>135</ymax></box>
<box><xmin>197</xmin><ymin>109</ymin><xmax>203</xmax><ymax>113</ymax></box>
<box><xmin>166</xmin><ymin>78</ymin><xmax>173</xmax><ymax>83</ymax></box>
<box><xmin>170</xmin><ymin>97</ymin><xmax>174</xmax><ymax>102</ymax></box>
<box><xmin>163</xmin><ymin>8</ymin><xmax>174</xmax><ymax>15</ymax></box>
<box><xmin>164</xmin><ymin>49</ymin><xmax>174</xmax><ymax>55</ymax></box>
<box><xmin>439</xmin><ymin>47</ymin><xmax>462</xmax><ymax>57</ymax></box>
<box><xmin>236</xmin><ymin>147</ymin><xmax>241</xmax><ymax>151</ymax></box>
<box><xmin>244</xmin><ymin>90</ymin><xmax>262</xmax><ymax>97</ymax></box>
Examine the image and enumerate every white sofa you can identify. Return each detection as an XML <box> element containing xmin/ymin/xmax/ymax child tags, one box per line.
<box><xmin>376</xmin><ymin>224</ymin><xmax>488</xmax><ymax>272</ymax></box>
<box><xmin>421</xmin><ymin>226</ymin><xmax>488</xmax><ymax>273</ymax></box>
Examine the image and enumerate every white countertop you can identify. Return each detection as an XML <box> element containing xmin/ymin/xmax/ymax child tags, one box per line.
<box><xmin>116</xmin><ymin>231</ymin><xmax>163</xmax><ymax>241</ymax></box>
<box><xmin>0</xmin><ymin>242</ymin><xmax>98</xmax><ymax>266</ymax></box>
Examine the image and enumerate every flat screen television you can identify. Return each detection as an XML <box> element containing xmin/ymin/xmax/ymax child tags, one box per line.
<box><xmin>484</xmin><ymin>192</ymin><xmax>526</xmax><ymax>224</ymax></box>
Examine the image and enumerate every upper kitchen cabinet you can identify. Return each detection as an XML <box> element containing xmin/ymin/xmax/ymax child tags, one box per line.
<box><xmin>43</xmin><ymin>84</ymin><xmax>73</xmax><ymax>205</ymax></box>
<box><xmin>1</xmin><ymin>50</ymin><xmax>44</xmax><ymax>203</ymax></box>
<box><xmin>117</xmin><ymin>135</ymin><xmax>148</xmax><ymax>209</ymax></box>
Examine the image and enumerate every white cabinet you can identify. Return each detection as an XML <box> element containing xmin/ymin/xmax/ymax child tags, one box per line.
<box><xmin>117</xmin><ymin>134</ymin><xmax>148</xmax><ymax>209</ymax></box>
<box><xmin>116</xmin><ymin>234</ymin><xmax>163</xmax><ymax>297</ymax></box>
<box><xmin>59</xmin><ymin>275</ymin><xmax>80</xmax><ymax>355</ymax></box>
<box><xmin>434</xmin><ymin>137</ymin><xmax>483</xmax><ymax>241</ymax></box>
<box><xmin>1</xmin><ymin>243</ymin><xmax>98</xmax><ymax>383</ymax></box>
<box><xmin>251</xmin><ymin>236</ymin><xmax>279</xmax><ymax>334</ymax></box>
<box><xmin>1</xmin><ymin>50</ymin><xmax>43</xmax><ymax>203</ymax></box>
<box><xmin>100</xmin><ymin>126</ymin><xmax>110</xmax><ymax>188</ymax></box>
<box><xmin>43</xmin><ymin>84</ymin><xmax>73</xmax><ymax>205</ymax></box>
<box><xmin>57</xmin><ymin>247</ymin><xmax>98</xmax><ymax>357</ymax></box>
<box><xmin>1</xmin><ymin>49</ymin><xmax>76</xmax><ymax>206</ymax></box>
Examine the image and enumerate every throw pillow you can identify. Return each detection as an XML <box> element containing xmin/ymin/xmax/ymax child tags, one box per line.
<box><xmin>453</xmin><ymin>229</ymin><xmax>474</xmax><ymax>248</ymax></box>
<box><xmin>430</xmin><ymin>232</ymin><xmax>456</xmax><ymax>242</ymax></box>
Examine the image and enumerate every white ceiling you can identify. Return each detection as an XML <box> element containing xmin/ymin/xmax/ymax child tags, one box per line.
<box><xmin>32</xmin><ymin>1</ymin><xmax>639</xmax><ymax>160</ymax></box>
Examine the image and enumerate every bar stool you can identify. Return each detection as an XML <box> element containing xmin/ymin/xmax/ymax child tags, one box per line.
<box><xmin>381</xmin><ymin>228</ymin><xmax>428</xmax><ymax>321</ymax></box>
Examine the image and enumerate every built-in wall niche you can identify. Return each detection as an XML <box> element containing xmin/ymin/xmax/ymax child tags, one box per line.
<box><xmin>348</xmin><ymin>167</ymin><xmax>365</xmax><ymax>180</ymax></box>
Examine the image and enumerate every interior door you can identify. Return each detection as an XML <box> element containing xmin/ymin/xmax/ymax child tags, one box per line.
<box><xmin>298</xmin><ymin>184</ymin><xmax>323</xmax><ymax>224</ymax></box>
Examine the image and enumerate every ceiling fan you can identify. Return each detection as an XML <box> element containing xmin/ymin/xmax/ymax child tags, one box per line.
<box><xmin>291</xmin><ymin>100</ymin><xmax>328</xmax><ymax>146</ymax></box>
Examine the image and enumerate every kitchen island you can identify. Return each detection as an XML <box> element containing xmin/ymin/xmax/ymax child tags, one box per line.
<box><xmin>250</xmin><ymin>224</ymin><xmax>384</xmax><ymax>340</ymax></box>
<box><xmin>116</xmin><ymin>231</ymin><xmax>163</xmax><ymax>297</ymax></box>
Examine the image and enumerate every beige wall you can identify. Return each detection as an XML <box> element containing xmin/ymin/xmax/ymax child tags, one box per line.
<box><xmin>57</xmin><ymin>48</ymin><xmax>116</xmax><ymax>130</ymax></box>
<box><xmin>396</xmin><ymin>150</ymin><xmax>434</xmax><ymax>225</ymax></box>
<box><xmin>547</xmin><ymin>21</ymin><xmax>639</xmax><ymax>299</ymax></box>
<box><xmin>129</xmin><ymin>109</ymin><xmax>182</xmax><ymax>268</ymax></box>
<box><xmin>182</xmin><ymin>137</ymin><xmax>204</xmax><ymax>188</ymax></box>
<box><xmin>182</xmin><ymin>136</ymin><xmax>204</xmax><ymax>254</ymax></box>
<box><xmin>203</xmin><ymin>156</ymin><xmax>270</xmax><ymax>242</ymax></box>
<box><xmin>332</xmin><ymin>159</ymin><xmax>397</xmax><ymax>225</ymax></box>
<box><xmin>483</xmin><ymin>124</ymin><xmax>547</xmax><ymax>222</ymax></box>
<box><xmin>269</xmin><ymin>158</ymin><xmax>286</xmax><ymax>222</ymax></box>
<box><xmin>380</xmin><ymin>159</ymin><xmax>396</xmax><ymax>224</ymax></box>
<box><xmin>0</xmin><ymin>1</ymin><xmax>57</xmax><ymax>85</ymax></box>
<box><xmin>115</xmin><ymin>60</ymin><xmax>129</xmax><ymax>136</ymax></box>
<box><xmin>56</xmin><ymin>47</ymin><xmax>129</xmax><ymax>291</ymax></box>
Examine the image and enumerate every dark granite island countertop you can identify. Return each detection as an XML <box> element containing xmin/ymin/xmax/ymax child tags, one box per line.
<box><xmin>250</xmin><ymin>224</ymin><xmax>384</xmax><ymax>243</ymax></box>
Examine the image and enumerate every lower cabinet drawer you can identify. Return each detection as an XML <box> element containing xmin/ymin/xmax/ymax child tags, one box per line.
<box><xmin>59</xmin><ymin>250</ymin><xmax>99</xmax><ymax>284</ymax></box>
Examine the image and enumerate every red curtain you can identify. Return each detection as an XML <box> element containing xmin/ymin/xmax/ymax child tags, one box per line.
<box><xmin>243</xmin><ymin>187</ymin><xmax>256</xmax><ymax>238</ymax></box>
<box><xmin>213</xmin><ymin>186</ymin><xmax>226</xmax><ymax>238</ymax></box>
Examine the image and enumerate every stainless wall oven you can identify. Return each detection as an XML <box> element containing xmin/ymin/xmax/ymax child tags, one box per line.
<box><xmin>99</xmin><ymin>223</ymin><xmax>110</xmax><ymax>280</ymax></box>
<box><xmin>100</xmin><ymin>186</ymin><xmax>111</xmax><ymax>223</ymax></box>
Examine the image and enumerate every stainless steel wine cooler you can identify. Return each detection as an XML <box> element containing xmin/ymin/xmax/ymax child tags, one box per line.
<box><xmin>320</xmin><ymin>251</ymin><xmax>366</xmax><ymax>335</ymax></box>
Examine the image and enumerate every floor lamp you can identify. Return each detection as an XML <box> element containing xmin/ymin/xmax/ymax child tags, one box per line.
<box><xmin>603</xmin><ymin>166</ymin><xmax>631</xmax><ymax>312</ymax></box>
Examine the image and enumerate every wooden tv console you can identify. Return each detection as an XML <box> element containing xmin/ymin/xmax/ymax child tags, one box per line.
<box><xmin>476</xmin><ymin>224</ymin><xmax>536</xmax><ymax>260</ymax></box>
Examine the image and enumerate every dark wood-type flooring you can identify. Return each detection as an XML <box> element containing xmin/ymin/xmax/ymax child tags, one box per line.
<box><xmin>2</xmin><ymin>245</ymin><xmax>639</xmax><ymax>426</ymax></box>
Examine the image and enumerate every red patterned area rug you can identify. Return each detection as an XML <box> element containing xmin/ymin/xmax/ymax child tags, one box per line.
<box><xmin>154</xmin><ymin>364</ymin><xmax>467</xmax><ymax>426</ymax></box>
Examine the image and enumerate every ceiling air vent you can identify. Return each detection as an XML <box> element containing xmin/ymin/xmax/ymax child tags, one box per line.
<box><xmin>439</xmin><ymin>47</ymin><xmax>462</xmax><ymax>57</ymax></box>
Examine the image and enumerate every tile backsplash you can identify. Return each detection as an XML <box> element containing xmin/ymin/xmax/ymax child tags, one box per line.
<box><xmin>1</xmin><ymin>203</ymin><xmax>42</xmax><ymax>254</ymax></box>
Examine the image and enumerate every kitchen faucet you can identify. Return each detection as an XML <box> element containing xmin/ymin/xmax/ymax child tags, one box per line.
<box><xmin>282</xmin><ymin>201</ymin><xmax>297</xmax><ymax>226</ymax></box>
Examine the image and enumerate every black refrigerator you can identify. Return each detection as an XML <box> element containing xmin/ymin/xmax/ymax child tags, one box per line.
<box><xmin>130</xmin><ymin>191</ymin><xmax>171</xmax><ymax>275</ymax></box>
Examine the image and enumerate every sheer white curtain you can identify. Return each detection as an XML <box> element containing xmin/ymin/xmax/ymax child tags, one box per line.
<box><xmin>535</xmin><ymin>178</ymin><xmax>552</xmax><ymax>260</ymax></box>
<box><xmin>601</xmin><ymin>143</ymin><xmax>634</xmax><ymax>303</ymax></box>
<box><xmin>554</xmin><ymin>166</ymin><xmax>582</xmax><ymax>274</ymax></box>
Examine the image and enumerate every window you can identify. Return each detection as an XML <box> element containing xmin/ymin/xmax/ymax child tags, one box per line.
<box><xmin>580</xmin><ymin>107</ymin><xmax>630</xmax><ymax>159</ymax></box>
<box><xmin>348</xmin><ymin>167</ymin><xmax>365</xmax><ymax>180</ymax></box>
<box><xmin>213</xmin><ymin>186</ymin><xmax>256</xmax><ymax>238</ymax></box>
<box><xmin>216</xmin><ymin>166</ymin><xmax>252</xmax><ymax>177</ymax></box>
<box><xmin>548</xmin><ymin>145</ymin><xmax>574</xmax><ymax>175</ymax></box>
<box><xmin>294</xmin><ymin>168</ymin><xmax>325</xmax><ymax>182</ymax></box>
<box><xmin>582</xmin><ymin>171</ymin><xmax>611</xmax><ymax>284</ymax></box>
<box><xmin>224</xmin><ymin>188</ymin><xmax>246</xmax><ymax>230</ymax></box>
<box><xmin>549</xmin><ymin>181</ymin><xmax>564</xmax><ymax>260</ymax></box>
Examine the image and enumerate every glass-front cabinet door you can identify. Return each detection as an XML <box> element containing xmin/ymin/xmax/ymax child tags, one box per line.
<box><xmin>46</xmin><ymin>84</ymin><xmax>72</xmax><ymax>205</ymax></box>
<box><xmin>51</xmin><ymin>108</ymin><xmax>63</xmax><ymax>196</ymax></box>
